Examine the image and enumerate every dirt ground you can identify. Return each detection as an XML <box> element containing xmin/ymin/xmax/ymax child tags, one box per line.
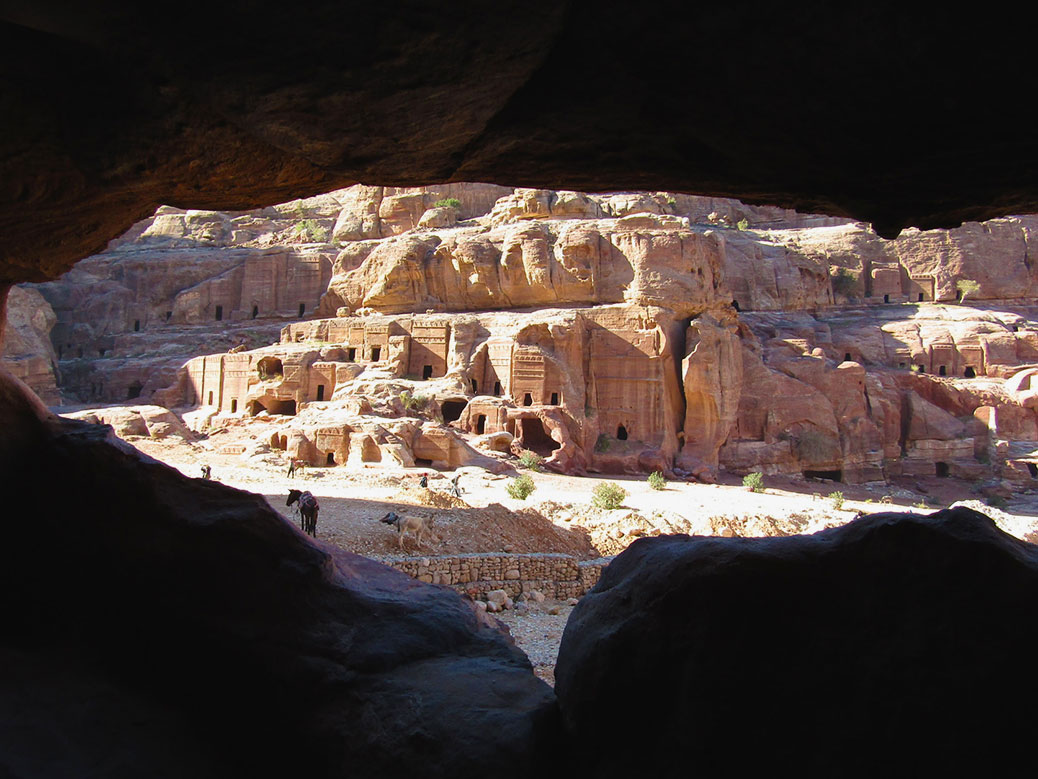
<box><xmin>125</xmin><ymin>431</ymin><xmax>1038</xmax><ymax>684</ymax></box>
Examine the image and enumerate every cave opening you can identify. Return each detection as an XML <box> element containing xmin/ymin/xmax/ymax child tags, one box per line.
<box><xmin>550</xmin><ymin>392</ymin><xmax>559</xmax><ymax>405</ymax></box>
<box><xmin>230</xmin><ymin>399</ymin><xmax>238</xmax><ymax>412</ymax></box>
<box><xmin>252</xmin><ymin>305</ymin><xmax>259</xmax><ymax>319</ymax></box>
<box><xmin>257</xmin><ymin>357</ymin><xmax>284</xmax><ymax>379</ymax></box>
<box><xmin>423</xmin><ymin>364</ymin><xmax>433</xmax><ymax>380</ymax></box>
<box><xmin>939</xmin><ymin>365</ymin><xmax>947</xmax><ymax>376</ymax></box>
<box><xmin>134</xmin><ymin>319</ymin><xmax>140</xmax><ymax>332</ymax></box>
<box><xmin>520</xmin><ymin>417</ymin><xmax>559</xmax><ymax>456</ymax></box>
<box><xmin>471</xmin><ymin>379</ymin><xmax>479</xmax><ymax>394</ymax></box>
<box><xmin>476</xmin><ymin>414</ymin><xmax>486</xmax><ymax>434</ymax></box>
<box><xmin>732</xmin><ymin>300</ymin><xmax>740</xmax><ymax>311</ymax></box>
<box><xmin>316</xmin><ymin>385</ymin><xmax>325</xmax><ymax>401</ymax></box>
<box><xmin>441</xmin><ymin>400</ymin><xmax>466</xmax><ymax>423</ymax></box>
<box><xmin>617</xmin><ymin>425</ymin><xmax>628</xmax><ymax>440</ymax></box>
<box><xmin>127</xmin><ymin>381</ymin><xmax>142</xmax><ymax>400</ymax></box>
<box><xmin>347</xmin><ymin>347</ymin><xmax>356</xmax><ymax>361</ymax></box>
<box><xmin>299</xmin><ymin>303</ymin><xmax>306</xmax><ymax>317</ymax></box>
<box><xmin>964</xmin><ymin>366</ymin><xmax>976</xmax><ymax>378</ymax></box>
<box><xmin>523</xmin><ymin>393</ymin><xmax>533</xmax><ymax>406</ymax></box>
<box><xmin>415</xmin><ymin>457</ymin><xmax>433</xmax><ymax>467</ymax></box>
<box><xmin>936</xmin><ymin>462</ymin><xmax>950</xmax><ymax>478</ymax></box>
<box><xmin>215</xmin><ymin>305</ymin><xmax>223</xmax><ymax>321</ymax></box>
<box><xmin>371</xmin><ymin>346</ymin><xmax>381</xmax><ymax>361</ymax></box>
<box><xmin>493</xmin><ymin>381</ymin><xmax>501</xmax><ymax>395</ymax></box>
<box><xmin>884</xmin><ymin>294</ymin><xmax>890</xmax><ymax>303</ymax></box>
<box><xmin>268</xmin><ymin>399</ymin><xmax>297</xmax><ymax>416</ymax></box>
<box><xmin>1028</xmin><ymin>463</ymin><xmax>1038</xmax><ymax>479</ymax></box>
<box><xmin>326</xmin><ymin>452</ymin><xmax>335</xmax><ymax>465</ymax></box>
<box><xmin>803</xmin><ymin>469</ymin><xmax>842</xmax><ymax>482</ymax></box>
<box><xmin>844</xmin><ymin>353</ymin><xmax>852</xmax><ymax>362</ymax></box>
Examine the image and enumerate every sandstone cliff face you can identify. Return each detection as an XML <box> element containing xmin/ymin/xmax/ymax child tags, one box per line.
<box><xmin>0</xmin><ymin>286</ymin><xmax>61</xmax><ymax>404</ymax></box>
<box><xmin>20</xmin><ymin>182</ymin><xmax>1038</xmax><ymax>483</ymax></box>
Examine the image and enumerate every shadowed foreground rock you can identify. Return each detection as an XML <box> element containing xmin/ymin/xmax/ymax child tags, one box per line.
<box><xmin>0</xmin><ymin>368</ymin><xmax>558</xmax><ymax>778</ymax></box>
<box><xmin>555</xmin><ymin>508</ymin><xmax>1038</xmax><ymax>777</ymax></box>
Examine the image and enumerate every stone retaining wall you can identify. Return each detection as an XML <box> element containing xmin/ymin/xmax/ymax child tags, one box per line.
<box><xmin>384</xmin><ymin>552</ymin><xmax>612</xmax><ymax>600</ymax></box>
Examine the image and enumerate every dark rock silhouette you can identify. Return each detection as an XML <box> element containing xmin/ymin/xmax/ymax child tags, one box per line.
<box><xmin>556</xmin><ymin>507</ymin><xmax>1038</xmax><ymax>777</ymax></box>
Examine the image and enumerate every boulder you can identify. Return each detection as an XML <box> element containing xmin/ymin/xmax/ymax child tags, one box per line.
<box><xmin>0</xmin><ymin>369</ymin><xmax>557</xmax><ymax>777</ymax></box>
<box><xmin>556</xmin><ymin>508</ymin><xmax>1038</xmax><ymax>777</ymax></box>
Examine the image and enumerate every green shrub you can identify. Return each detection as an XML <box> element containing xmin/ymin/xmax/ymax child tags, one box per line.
<box><xmin>592</xmin><ymin>481</ymin><xmax>628</xmax><ymax>509</ymax></box>
<box><xmin>399</xmin><ymin>390</ymin><xmax>428</xmax><ymax>411</ymax></box>
<box><xmin>828</xmin><ymin>491</ymin><xmax>845</xmax><ymax>510</ymax></box>
<box><xmin>956</xmin><ymin>278</ymin><xmax>980</xmax><ymax>302</ymax></box>
<box><xmin>434</xmin><ymin>197</ymin><xmax>462</xmax><ymax>209</ymax></box>
<box><xmin>292</xmin><ymin>218</ymin><xmax>327</xmax><ymax>242</ymax></box>
<box><xmin>506</xmin><ymin>474</ymin><xmax>536</xmax><ymax>500</ymax></box>
<box><xmin>743</xmin><ymin>471</ymin><xmax>764</xmax><ymax>493</ymax></box>
<box><xmin>831</xmin><ymin>266</ymin><xmax>858</xmax><ymax>297</ymax></box>
<box><xmin>647</xmin><ymin>471</ymin><xmax>666</xmax><ymax>491</ymax></box>
<box><xmin>518</xmin><ymin>450</ymin><xmax>543</xmax><ymax>471</ymax></box>
<box><xmin>736</xmin><ymin>218</ymin><xmax>749</xmax><ymax>231</ymax></box>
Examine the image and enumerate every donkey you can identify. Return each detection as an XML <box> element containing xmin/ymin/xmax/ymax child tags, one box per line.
<box><xmin>287</xmin><ymin>489</ymin><xmax>319</xmax><ymax>537</ymax></box>
<box><xmin>378</xmin><ymin>511</ymin><xmax>438</xmax><ymax>550</ymax></box>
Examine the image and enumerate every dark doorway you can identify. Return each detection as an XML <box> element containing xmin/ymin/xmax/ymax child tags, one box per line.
<box><xmin>520</xmin><ymin>417</ymin><xmax>559</xmax><ymax>456</ymax></box>
<box><xmin>316</xmin><ymin>385</ymin><xmax>325</xmax><ymax>401</ymax></box>
<box><xmin>883</xmin><ymin>294</ymin><xmax>890</xmax><ymax>303</ymax></box>
<box><xmin>732</xmin><ymin>300</ymin><xmax>740</xmax><ymax>311</ymax></box>
<box><xmin>415</xmin><ymin>458</ymin><xmax>433</xmax><ymax>467</ymax></box>
<box><xmin>347</xmin><ymin>348</ymin><xmax>356</xmax><ymax>362</ymax></box>
<box><xmin>215</xmin><ymin>305</ymin><xmax>223</xmax><ymax>321</ymax></box>
<box><xmin>471</xmin><ymin>379</ymin><xmax>479</xmax><ymax>394</ymax></box>
<box><xmin>844</xmin><ymin>353</ymin><xmax>852</xmax><ymax>362</ymax></box>
<box><xmin>935</xmin><ymin>462</ymin><xmax>950</xmax><ymax>478</ymax></box>
<box><xmin>268</xmin><ymin>399</ymin><xmax>296</xmax><ymax>416</ymax></box>
<box><xmin>938</xmin><ymin>365</ymin><xmax>947</xmax><ymax>376</ymax></box>
<box><xmin>252</xmin><ymin>305</ymin><xmax>259</xmax><ymax>319</ymax></box>
<box><xmin>918</xmin><ymin>293</ymin><xmax>925</xmax><ymax>302</ymax></box>
<box><xmin>326</xmin><ymin>452</ymin><xmax>336</xmax><ymax>465</ymax></box>
<box><xmin>964</xmin><ymin>366</ymin><xmax>976</xmax><ymax>378</ymax></box>
<box><xmin>134</xmin><ymin>320</ymin><xmax>140</xmax><ymax>332</ymax></box>
<box><xmin>1028</xmin><ymin>463</ymin><xmax>1038</xmax><ymax>479</ymax></box>
<box><xmin>442</xmin><ymin>400</ymin><xmax>466</xmax><ymax>423</ymax></box>
<box><xmin>917</xmin><ymin>365</ymin><xmax>926</xmax><ymax>373</ymax></box>
<box><xmin>493</xmin><ymin>381</ymin><xmax>501</xmax><ymax>396</ymax></box>
<box><xmin>523</xmin><ymin>393</ymin><xmax>533</xmax><ymax>406</ymax></box>
<box><xmin>371</xmin><ymin>347</ymin><xmax>381</xmax><ymax>361</ymax></box>
<box><xmin>476</xmin><ymin>414</ymin><xmax>487</xmax><ymax>434</ymax></box>
<box><xmin>208</xmin><ymin>391</ymin><xmax>214</xmax><ymax>405</ymax></box>
<box><xmin>423</xmin><ymin>365</ymin><xmax>433</xmax><ymax>380</ymax></box>
<box><xmin>299</xmin><ymin>303</ymin><xmax>306</xmax><ymax>317</ymax></box>
<box><xmin>127</xmin><ymin>381</ymin><xmax>142</xmax><ymax>400</ymax></box>
<box><xmin>166</xmin><ymin>311</ymin><xmax>172</xmax><ymax>321</ymax></box>
<box><xmin>803</xmin><ymin>469</ymin><xmax>842</xmax><ymax>481</ymax></box>
<box><xmin>617</xmin><ymin>425</ymin><xmax>628</xmax><ymax>440</ymax></box>
<box><xmin>956</xmin><ymin>290</ymin><xmax>963</xmax><ymax>301</ymax></box>
<box><xmin>550</xmin><ymin>392</ymin><xmax>559</xmax><ymax>405</ymax></box>
<box><xmin>231</xmin><ymin>399</ymin><xmax>238</xmax><ymax>413</ymax></box>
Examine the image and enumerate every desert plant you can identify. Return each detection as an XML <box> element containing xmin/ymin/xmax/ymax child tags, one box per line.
<box><xmin>594</xmin><ymin>433</ymin><xmax>611</xmax><ymax>452</ymax></box>
<box><xmin>518</xmin><ymin>450</ymin><xmax>543</xmax><ymax>471</ymax></box>
<box><xmin>828</xmin><ymin>491</ymin><xmax>845</xmax><ymax>510</ymax></box>
<box><xmin>647</xmin><ymin>471</ymin><xmax>666</xmax><ymax>490</ymax></box>
<box><xmin>592</xmin><ymin>481</ymin><xmax>627</xmax><ymax>509</ymax></box>
<box><xmin>743</xmin><ymin>471</ymin><xmax>764</xmax><ymax>493</ymax></box>
<box><xmin>956</xmin><ymin>278</ymin><xmax>980</xmax><ymax>302</ymax></box>
<box><xmin>914</xmin><ymin>500</ymin><xmax>929</xmax><ymax>509</ymax></box>
<box><xmin>506</xmin><ymin>474</ymin><xmax>536</xmax><ymax>500</ymax></box>
<box><xmin>399</xmin><ymin>390</ymin><xmax>428</xmax><ymax>411</ymax></box>
<box><xmin>434</xmin><ymin>197</ymin><xmax>462</xmax><ymax>209</ymax></box>
<box><xmin>292</xmin><ymin>218</ymin><xmax>327</xmax><ymax>242</ymax></box>
<box><xmin>831</xmin><ymin>266</ymin><xmax>858</xmax><ymax>297</ymax></box>
<box><xmin>736</xmin><ymin>218</ymin><xmax>749</xmax><ymax>231</ymax></box>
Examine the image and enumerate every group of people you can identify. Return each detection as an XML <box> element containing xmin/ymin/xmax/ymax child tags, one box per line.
<box><xmin>416</xmin><ymin>471</ymin><xmax>463</xmax><ymax>497</ymax></box>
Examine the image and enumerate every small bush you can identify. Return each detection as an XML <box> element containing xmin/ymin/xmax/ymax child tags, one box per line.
<box><xmin>518</xmin><ymin>450</ymin><xmax>543</xmax><ymax>471</ymax></box>
<box><xmin>956</xmin><ymin>278</ymin><xmax>980</xmax><ymax>302</ymax></box>
<box><xmin>292</xmin><ymin>218</ymin><xmax>327</xmax><ymax>242</ymax></box>
<box><xmin>743</xmin><ymin>472</ymin><xmax>764</xmax><ymax>493</ymax></box>
<box><xmin>831</xmin><ymin>266</ymin><xmax>858</xmax><ymax>297</ymax></box>
<box><xmin>594</xmin><ymin>433</ymin><xmax>611</xmax><ymax>452</ymax></box>
<box><xmin>434</xmin><ymin>197</ymin><xmax>462</xmax><ymax>209</ymax></box>
<box><xmin>506</xmin><ymin>474</ymin><xmax>536</xmax><ymax>500</ymax></box>
<box><xmin>399</xmin><ymin>390</ymin><xmax>429</xmax><ymax>411</ymax></box>
<box><xmin>736</xmin><ymin>218</ymin><xmax>750</xmax><ymax>231</ymax></box>
<box><xmin>647</xmin><ymin>471</ymin><xmax>666</xmax><ymax>490</ymax></box>
<box><xmin>828</xmin><ymin>491</ymin><xmax>845</xmax><ymax>510</ymax></box>
<box><xmin>592</xmin><ymin>482</ymin><xmax>627</xmax><ymax>509</ymax></box>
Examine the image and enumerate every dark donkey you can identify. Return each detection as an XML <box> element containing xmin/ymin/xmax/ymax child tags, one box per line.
<box><xmin>286</xmin><ymin>489</ymin><xmax>319</xmax><ymax>537</ymax></box>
